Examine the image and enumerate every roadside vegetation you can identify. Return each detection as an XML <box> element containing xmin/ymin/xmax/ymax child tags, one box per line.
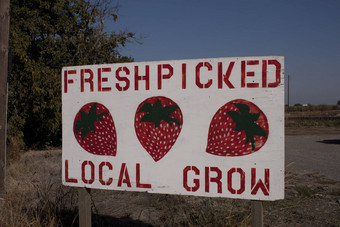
<box><xmin>1</xmin><ymin>150</ymin><xmax>339</xmax><ymax>226</ymax></box>
<box><xmin>285</xmin><ymin>105</ymin><xmax>340</xmax><ymax>128</ymax></box>
<box><xmin>7</xmin><ymin>0</ymin><xmax>136</xmax><ymax>153</ymax></box>
<box><xmin>286</xmin><ymin>104</ymin><xmax>340</xmax><ymax>112</ymax></box>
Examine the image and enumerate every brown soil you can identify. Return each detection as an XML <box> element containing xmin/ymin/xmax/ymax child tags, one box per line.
<box><xmin>3</xmin><ymin>146</ymin><xmax>340</xmax><ymax>226</ymax></box>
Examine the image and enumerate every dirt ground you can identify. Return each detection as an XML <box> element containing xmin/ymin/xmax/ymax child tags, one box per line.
<box><xmin>4</xmin><ymin>127</ymin><xmax>340</xmax><ymax>226</ymax></box>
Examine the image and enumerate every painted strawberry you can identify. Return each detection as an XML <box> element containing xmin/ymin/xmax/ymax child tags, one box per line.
<box><xmin>134</xmin><ymin>96</ymin><xmax>183</xmax><ymax>162</ymax></box>
<box><xmin>73</xmin><ymin>102</ymin><xmax>117</xmax><ymax>156</ymax></box>
<box><xmin>206</xmin><ymin>99</ymin><xmax>269</xmax><ymax>156</ymax></box>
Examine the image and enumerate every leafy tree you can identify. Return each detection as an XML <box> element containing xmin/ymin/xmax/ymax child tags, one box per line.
<box><xmin>8</xmin><ymin>0</ymin><xmax>135</xmax><ymax>148</ymax></box>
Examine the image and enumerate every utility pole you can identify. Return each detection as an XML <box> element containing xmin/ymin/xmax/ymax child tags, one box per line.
<box><xmin>0</xmin><ymin>0</ymin><xmax>10</xmax><ymax>199</ymax></box>
<box><xmin>287</xmin><ymin>74</ymin><xmax>290</xmax><ymax>107</ymax></box>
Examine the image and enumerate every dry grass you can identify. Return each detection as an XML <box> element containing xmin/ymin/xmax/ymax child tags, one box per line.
<box><xmin>1</xmin><ymin>149</ymin><xmax>253</xmax><ymax>226</ymax></box>
<box><xmin>1</xmin><ymin>150</ymin><xmax>78</xmax><ymax>226</ymax></box>
<box><xmin>1</xmin><ymin>149</ymin><xmax>340</xmax><ymax>226</ymax></box>
<box><xmin>285</xmin><ymin>109</ymin><xmax>340</xmax><ymax>128</ymax></box>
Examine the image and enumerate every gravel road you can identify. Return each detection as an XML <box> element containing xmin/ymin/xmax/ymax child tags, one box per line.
<box><xmin>285</xmin><ymin>134</ymin><xmax>340</xmax><ymax>181</ymax></box>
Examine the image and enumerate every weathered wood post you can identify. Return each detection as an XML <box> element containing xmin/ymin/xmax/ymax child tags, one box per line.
<box><xmin>0</xmin><ymin>0</ymin><xmax>10</xmax><ymax>200</ymax></box>
<box><xmin>251</xmin><ymin>200</ymin><xmax>263</xmax><ymax>227</ymax></box>
<box><xmin>78</xmin><ymin>188</ymin><xmax>92</xmax><ymax>227</ymax></box>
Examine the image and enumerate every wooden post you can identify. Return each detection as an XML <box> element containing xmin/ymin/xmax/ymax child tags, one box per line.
<box><xmin>78</xmin><ymin>188</ymin><xmax>92</xmax><ymax>227</ymax></box>
<box><xmin>0</xmin><ymin>0</ymin><xmax>10</xmax><ymax>199</ymax></box>
<box><xmin>251</xmin><ymin>200</ymin><xmax>263</xmax><ymax>227</ymax></box>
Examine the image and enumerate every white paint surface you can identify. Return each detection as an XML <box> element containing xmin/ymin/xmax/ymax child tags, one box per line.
<box><xmin>62</xmin><ymin>56</ymin><xmax>284</xmax><ymax>201</ymax></box>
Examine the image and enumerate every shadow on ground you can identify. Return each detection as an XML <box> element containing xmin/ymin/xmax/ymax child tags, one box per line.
<box><xmin>317</xmin><ymin>139</ymin><xmax>340</xmax><ymax>145</ymax></box>
<box><xmin>92</xmin><ymin>214</ymin><xmax>154</xmax><ymax>227</ymax></box>
<box><xmin>60</xmin><ymin>212</ymin><xmax>153</xmax><ymax>227</ymax></box>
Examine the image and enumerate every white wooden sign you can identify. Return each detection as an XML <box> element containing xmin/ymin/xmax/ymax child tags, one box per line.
<box><xmin>62</xmin><ymin>56</ymin><xmax>284</xmax><ymax>201</ymax></box>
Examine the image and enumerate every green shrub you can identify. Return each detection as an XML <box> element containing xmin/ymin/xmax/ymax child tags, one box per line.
<box><xmin>8</xmin><ymin>0</ymin><xmax>135</xmax><ymax>149</ymax></box>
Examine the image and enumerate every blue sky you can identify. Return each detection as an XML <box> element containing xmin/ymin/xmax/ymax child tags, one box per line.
<box><xmin>108</xmin><ymin>0</ymin><xmax>340</xmax><ymax>105</ymax></box>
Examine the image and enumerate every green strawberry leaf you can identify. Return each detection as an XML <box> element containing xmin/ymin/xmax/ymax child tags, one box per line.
<box><xmin>137</xmin><ymin>102</ymin><xmax>153</xmax><ymax>113</ymax></box>
<box><xmin>250</xmin><ymin>112</ymin><xmax>260</xmax><ymax>122</ymax></box>
<box><xmin>232</xmin><ymin>102</ymin><xmax>250</xmax><ymax>114</ymax></box>
<box><xmin>163</xmin><ymin>105</ymin><xmax>179</xmax><ymax>116</ymax></box>
<box><xmin>75</xmin><ymin>103</ymin><xmax>108</xmax><ymax>141</ymax></box>
<box><xmin>138</xmin><ymin>98</ymin><xmax>180</xmax><ymax>128</ymax></box>
<box><xmin>226</xmin><ymin>102</ymin><xmax>267</xmax><ymax>151</ymax></box>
